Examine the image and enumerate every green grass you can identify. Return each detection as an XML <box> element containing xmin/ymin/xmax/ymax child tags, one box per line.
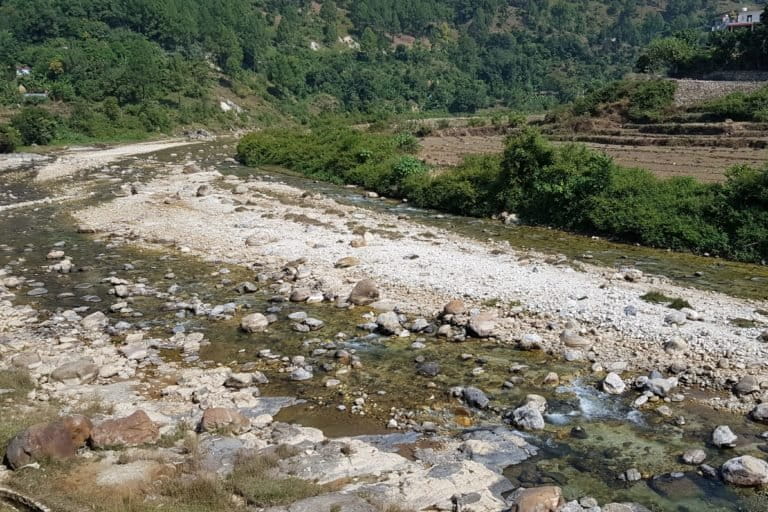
<box><xmin>640</xmin><ymin>291</ymin><xmax>692</xmax><ymax>310</ymax></box>
<box><xmin>227</xmin><ymin>451</ymin><xmax>327</xmax><ymax>507</ymax></box>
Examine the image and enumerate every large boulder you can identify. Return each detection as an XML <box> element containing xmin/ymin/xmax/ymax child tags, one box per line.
<box><xmin>560</xmin><ymin>329</ymin><xmax>591</xmax><ymax>349</ymax></box>
<box><xmin>462</xmin><ymin>387</ymin><xmax>489</xmax><ymax>409</ymax></box>
<box><xmin>348</xmin><ymin>279</ymin><xmax>379</xmax><ymax>306</ymax></box>
<box><xmin>467</xmin><ymin>311</ymin><xmax>497</xmax><ymax>338</ymax></box>
<box><xmin>712</xmin><ymin>425</ymin><xmax>738</xmax><ymax>448</ymax></box>
<box><xmin>507</xmin><ymin>486</ymin><xmax>563</xmax><ymax>512</ymax></box>
<box><xmin>512</xmin><ymin>403</ymin><xmax>545</xmax><ymax>431</ymax></box>
<box><xmin>241</xmin><ymin>313</ymin><xmax>269</xmax><ymax>333</ymax></box>
<box><xmin>6</xmin><ymin>415</ymin><xmax>92</xmax><ymax>469</ymax></box>
<box><xmin>81</xmin><ymin>311</ymin><xmax>108</xmax><ymax>330</ymax></box>
<box><xmin>603</xmin><ymin>372</ymin><xmax>626</xmax><ymax>395</ymax></box>
<box><xmin>751</xmin><ymin>403</ymin><xmax>768</xmax><ymax>424</ymax></box>
<box><xmin>50</xmin><ymin>358</ymin><xmax>99</xmax><ymax>385</ymax></box>
<box><xmin>722</xmin><ymin>456</ymin><xmax>768</xmax><ymax>487</ymax></box>
<box><xmin>443</xmin><ymin>300</ymin><xmax>466</xmax><ymax>316</ymax></box>
<box><xmin>199</xmin><ymin>408</ymin><xmax>251</xmax><ymax>435</ymax></box>
<box><xmin>90</xmin><ymin>411</ymin><xmax>159</xmax><ymax>449</ymax></box>
<box><xmin>376</xmin><ymin>312</ymin><xmax>402</xmax><ymax>335</ymax></box>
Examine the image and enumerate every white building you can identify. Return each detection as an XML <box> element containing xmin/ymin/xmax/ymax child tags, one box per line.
<box><xmin>713</xmin><ymin>7</ymin><xmax>764</xmax><ymax>31</ymax></box>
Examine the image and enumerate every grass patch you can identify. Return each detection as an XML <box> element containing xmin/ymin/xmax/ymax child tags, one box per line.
<box><xmin>730</xmin><ymin>318</ymin><xmax>760</xmax><ymax>329</ymax></box>
<box><xmin>227</xmin><ymin>450</ymin><xmax>327</xmax><ymax>507</ymax></box>
<box><xmin>0</xmin><ymin>368</ymin><xmax>35</xmax><ymax>400</ymax></box>
<box><xmin>640</xmin><ymin>291</ymin><xmax>691</xmax><ymax>310</ymax></box>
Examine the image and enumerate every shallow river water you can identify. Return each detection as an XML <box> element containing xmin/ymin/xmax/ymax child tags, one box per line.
<box><xmin>1</xmin><ymin>140</ymin><xmax>767</xmax><ymax>511</ymax></box>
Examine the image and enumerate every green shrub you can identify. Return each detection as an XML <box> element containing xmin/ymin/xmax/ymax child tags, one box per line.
<box><xmin>10</xmin><ymin>107</ymin><xmax>59</xmax><ymax>145</ymax></box>
<box><xmin>572</xmin><ymin>79</ymin><xmax>677</xmax><ymax>123</ymax></box>
<box><xmin>0</xmin><ymin>124</ymin><xmax>22</xmax><ymax>153</ymax></box>
<box><xmin>393</xmin><ymin>131</ymin><xmax>419</xmax><ymax>153</ymax></box>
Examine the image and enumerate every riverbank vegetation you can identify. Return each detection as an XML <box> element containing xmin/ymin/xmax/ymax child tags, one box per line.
<box><xmin>237</xmin><ymin>125</ymin><xmax>768</xmax><ymax>263</ymax></box>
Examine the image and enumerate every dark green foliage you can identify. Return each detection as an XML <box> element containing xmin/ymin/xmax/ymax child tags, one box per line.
<box><xmin>238</xmin><ymin>126</ymin><xmax>768</xmax><ymax>263</ymax></box>
<box><xmin>0</xmin><ymin>124</ymin><xmax>22</xmax><ymax>153</ymax></box>
<box><xmin>641</xmin><ymin>291</ymin><xmax>692</xmax><ymax>310</ymax></box>
<box><xmin>572</xmin><ymin>79</ymin><xmax>677</xmax><ymax>122</ymax></box>
<box><xmin>696</xmin><ymin>86</ymin><xmax>768</xmax><ymax>122</ymax></box>
<box><xmin>11</xmin><ymin>107</ymin><xmax>59</xmax><ymax>145</ymax></box>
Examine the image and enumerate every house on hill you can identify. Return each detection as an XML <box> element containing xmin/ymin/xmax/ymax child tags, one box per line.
<box><xmin>713</xmin><ymin>7</ymin><xmax>764</xmax><ymax>31</ymax></box>
<box><xmin>15</xmin><ymin>66</ymin><xmax>31</xmax><ymax>77</ymax></box>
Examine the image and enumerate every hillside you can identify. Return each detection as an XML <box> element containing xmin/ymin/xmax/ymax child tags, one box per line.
<box><xmin>0</xmin><ymin>0</ymin><xmax>748</xmax><ymax>147</ymax></box>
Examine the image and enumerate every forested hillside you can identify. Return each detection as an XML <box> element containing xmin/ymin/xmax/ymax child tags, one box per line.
<box><xmin>0</xmin><ymin>0</ymin><xmax>745</xmax><ymax>146</ymax></box>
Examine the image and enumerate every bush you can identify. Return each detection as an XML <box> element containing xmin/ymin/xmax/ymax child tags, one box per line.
<box><xmin>237</xmin><ymin>126</ymin><xmax>768</xmax><ymax>263</ymax></box>
<box><xmin>10</xmin><ymin>107</ymin><xmax>59</xmax><ymax>145</ymax></box>
<box><xmin>0</xmin><ymin>124</ymin><xmax>22</xmax><ymax>153</ymax></box>
<box><xmin>571</xmin><ymin>79</ymin><xmax>677</xmax><ymax>123</ymax></box>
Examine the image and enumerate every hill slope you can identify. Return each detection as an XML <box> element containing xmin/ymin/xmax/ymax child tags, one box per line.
<box><xmin>0</xmin><ymin>0</ymin><xmax>747</xmax><ymax>145</ymax></box>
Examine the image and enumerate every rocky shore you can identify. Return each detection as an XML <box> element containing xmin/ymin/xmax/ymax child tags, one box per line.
<box><xmin>1</xmin><ymin>141</ymin><xmax>768</xmax><ymax>511</ymax></box>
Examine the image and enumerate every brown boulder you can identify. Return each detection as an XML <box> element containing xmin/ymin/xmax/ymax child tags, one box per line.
<box><xmin>508</xmin><ymin>485</ymin><xmax>563</xmax><ymax>512</ymax></box>
<box><xmin>443</xmin><ymin>299</ymin><xmax>466</xmax><ymax>316</ymax></box>
<box><xmin>90</xmin><ymin>410</ymin><xmax>159</xmax><ymax>449</ymax></box>
<box><xmin>199</xmin><ymin>408</ymin><xmax>251</xmax><ymax>434</ymax></box>
<box><xmin>348</xmin><ymin>279</ymin><xmax>379</xmax><ymax>306</ymax></box>
<box><xmin>6</xmin><ymin>415</ymin><xmax>92</xmax><ymax>470</ymax></box>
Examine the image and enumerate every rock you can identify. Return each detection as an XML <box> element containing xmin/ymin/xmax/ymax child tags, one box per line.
<box><xmin>265</xmin><ymin>493</ymin><xmax>377</xmax><ymax>512</ymax></box>
<box><xmin>682</xmin><ymin>449</ymin><xmax>707</xmax><ymax>465</ymax></box>
<box><xmin>664</xmin><ymin>311</ymin><xmax>687</xmax><ymax>326</ymax></box>
<box><xmin>5</xmin><ymin>415</ymin><xmax>92</xmax><ymax>470</ymax></box>
<box><xmin>519</xmin><ymin>333</ymin><xmax>543</xmax><ymax>350</ymax></box>
<box><xmin>81</xmin><ymin>311</ymin><xmax>108</xmax><ymax>330</ymax></box>
<box><xmin>603</xmin><ymin>372</ymin><xmax>626</xmax><ymax>395</ymax></box>
<box><xmin>245</xmin><ymin>234</ymin><xmax>266</xmax><ymax>247</ymax></box>
<box><xmin>11</xmin><ymin>352</ymin><xmax>41</xmax><ymax>370</ymax></box>
<box><xmin>712</xmin><ymin>425</ymin><xmax>738</xmax><ymax>448</ymax></box>
<box><xmin>507</xmin><ymin>486</ymin><xmax>563</xmax><ymax>512</ymax></box>
<box><xmin>734</xmin><ymin>376</ymin><xmax>760</xmax><ymax>395</ymax></box>
<box><xmin>443</xmin><ymin>300</ymin><xmax>466</xmax><ymax>316</ymax></box>
<box><xmin>623</xmin><ymin>468</ymin><xmax>642</xmax><ymax>482</ymax></box>
<box><xmin>560</xmin><ymin>329</ymin><xmax>591</xmax><ymax>348</ymax></box>
<box><xmin>645</xmin><ymin>377</ymin><xmax>677</xmax><ymax>397</ymax></box>
<box><xmin>721</xmin><ymin>455</ymin><xmax>768</xmax><ymax>487</ymax></box>
<box><xmin>119</xmin><ymin>344</ymin><xmax>148</xmax><ymax>361</ymax></box>
<box><xmin>290</xmin><ymin>289</ymin><xmax>311</xmax><ymax>302</ymax></box>
<box><xmin>416</xmin><ymin>361</ymin><xmax>440</xmax><ymax>377</ymax></box>
<box><xmin>200</xmin><ymin>408</ymin><xmax>251</xmax><ymax>435</ymax></box>
<box><xmin>664</xmin><ymin>337</ymin><xmax>688</xmax><ymax>353</ymax></box>
<box><xmin>751</xmin><ymin>403</ymin><xmax>768</xmax><ymax>424</ymax></box>
<box><xmin>196</xmin><ymin>184</ymin><xmax>211</xmax><ymax>197</ymax></box>
<box><xmin>602</xmin><ymin>504</ymin><xmax>652</xmax><ymax>512</ymax></box>
<box><xmin>376</xmin><ymin>312</ymin><xmax>402</xmax><ymax>335</ymax></box>
<box><xmin>467</xmin><ymin>311</ymin><xmax>497</xmax><ymax>338</ymax></box>
<box><xmin>542</xmin><ymin>372</ymin><xmax>559</xmax><ymax>386</ymax></box>
<box><xmin>334</xmin><ymin>257</ymin><xmax>360</xmax><ymax>268</ymax></box>
<box><xmin>760</xmin><ymin>330</ymin><xmax>768</xmax><ymax>343</ymax></box>
<box><xmin>291</xmin><ymin>368</ymin><xmax>313</xmax><ymax>381</ymax></box>
<box><xmin>462</xmin><ymin>387</ymin><xmax>489</xmax><ymax>409</ymax></box>
<box><xmin>224</xmin><ymin>373</ymin><xmax>255</xmax><ymax>389</ymax></box>
<box><xmin>90</xmin><ymin>411</ymin><xmax>159</xmax><ymax>449</ymax></box>
<box><xmin>348</xmin><ymin>279</ymin><xmax>379</xmax><ymax>306</ymax></box>
<box><xmin>241</xmin><ymin>313</ymin><xmax>269</xmax><ymax>333</ymax></box>
<box><xmin>512</xmin><ymin>403</ymin><xmax>546</xmax><ymax>431</ymax></box>
<box><xmin>50</xmin><ymin>358</ymin><xmax>99</xmax><ymax>385</ymax></box>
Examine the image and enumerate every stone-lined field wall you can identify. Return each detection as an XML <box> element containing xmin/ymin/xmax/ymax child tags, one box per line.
<box><xmin>673</xmin><ymin>79</ymin><xmax>766</xmax><ymax>108</ymax></box>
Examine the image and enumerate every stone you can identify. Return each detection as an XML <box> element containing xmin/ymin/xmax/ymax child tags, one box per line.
<box><xmin>90</xmin><ymin>411</ymin><xmax>159</xmax><ymax>449</ymax></box>
<box><xmin>712</xmin><ymin>425</ymin><xmax>738</xmax><ymax>448</ymax></box>
<box><xmin>11</xmin><ymin>352</ymin><xmax>41</xmax><ymax>370</ymax></box>
<box><xmin>645</xmin><ymin>377</ymin><xmax>677</xmax><ymax>397</ymax></box>
<box><xmin>291</xmin><ymin>368</ymin><xmax>313</xmax><ymax>381</ymax></box>
<box><xmin>200</xmin><ymin>408</ymin><xmax>251</xmax><ymax>435</ymax></box>
<box><xmin>467</xmin><ymin>311</ymin><xmax>497</xmax><ymax>338</ymax></box>
<box><xmin>721</xmin><ymin>455</ymin><xmax>768</xmax><ymax>487</ymax></box>
<box><xmin>519</xmin><ymin>333</ymin><xmax>544</xmax><ymax>350</ymax></box>
<box><xmin>751</xmin><ymin>403</ymin><xmax>768</xmax><ymax>424</ymax></box>
<box><xmin>5</xmin><ymin>415</ymin><xmax>92</xmax><ymax>470</ymax></box>
<box><xmin>462</xmin><ymin>387</ymin><xmax>489</xmax><ymax>409</ymax></box>
<box><xmin>512</xmin><ymin>403</ymin><xmax>545</xmax><ymax>431</ymax></box>
<box><xmin>734</xmin><ymin>376</ymin><xmax>760</xmax><ymax>395</ymax></box>
<box><xmin>50</xmin><ymin>358</ymin><xmax>99</xmax><ymax>385</ymax></box>
<box><xmin>81</xmin><ymin>311</ymin><xmax>108</xmax><ymax>330</ymax></box>
<box><xmin>348</xmin><ymin>279</ymin><xmax>379</xmax><ymax>306</ymax></box>
<box><xmin>603</xmin><ymin>372</ymin><xmax>626</xmax><ymax>395</ymax></box>
<box><xmin>560</xmin><ymin>329</ymin><xmax>591</xmax><ymax>348</ymax></box>
<box><xmin>443</xmin><ymin>300</ymin><xmax>466</xmax><ymax>315</ymax></box>
<box><xmin>664</xmin><ymin>311</ymin><xmax>687</xmax><ymax>326</ymax></box>
<box><xmin>664</xmin><ymin>337</ymin><xmax>688</xmax><ymax>353</ymax></box>
<box><xmin>417</xmin><ymin>361</ymin><xmax>440</xmax><ymax>377</ymax></box>
<box><xmin>376</xmin><ymin>312</ymin><xmax>402</xmax><ymax>335</ymax></box>
<box><xmin>543</xmin><ymin>372</ymin><xmax>559</xmax><ymax>386</ymax></box>
<box><xmin>290</xmin><ymin>289</ymin><xmax>311</xmax><ymax>302</ymax></box>
<box><xmin>602</xmin><ymin>504</ymin><xmax>652</xmax><ymax>512</ymax></box>
<box><xmin>224</xmin><ymin>373</ymin><xmax>255</xmax><ymax>389</ymax></box>
<box><xmin>507</xmin><ymin>486</ymin><xmax>563</xmax><ymax>512</ymax></box>
<box><xmin>623</xmin><ymin>468</ymin><xmax>642</xmax><ymax>482</ymax></box>
<box><xmin>196</xmin><ymin>184</ymin><xmax>211</xmax><ymax>197</ymax></box>
<box><xmin>335</xmin><ymin>257</ymin><xmax>360</xmax><ymax>268</ymax></box>
<box><xmin>682</xmin><ymin>449</ymin><xmax>707</xmax><ymax>465</ymax></box>
<box><xmin>241</xmin><ymin>313</ymin><xmax>269</xmax><ymax>333</ymax></box>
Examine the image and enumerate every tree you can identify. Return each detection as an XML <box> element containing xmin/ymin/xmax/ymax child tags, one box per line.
<box><xmin>636</xmin><ymin>36</ymin><xmax>696</xmax><ymax>75</ymax></box>
<box><xmin>11</xmin><ymin>108</ymin><xmax>58</xmax><ymax>145</ymax></box>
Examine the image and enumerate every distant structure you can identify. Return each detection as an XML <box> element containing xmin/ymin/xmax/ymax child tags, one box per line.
<box><xmin>15</xmin><ymin>65</ymin><xmax>31</xmax><ymax>77</ymax></box>
<box><xmin>713</xmin><ymin>7</ymin><xmax>764</xmax><ymax>31</ymax></box>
